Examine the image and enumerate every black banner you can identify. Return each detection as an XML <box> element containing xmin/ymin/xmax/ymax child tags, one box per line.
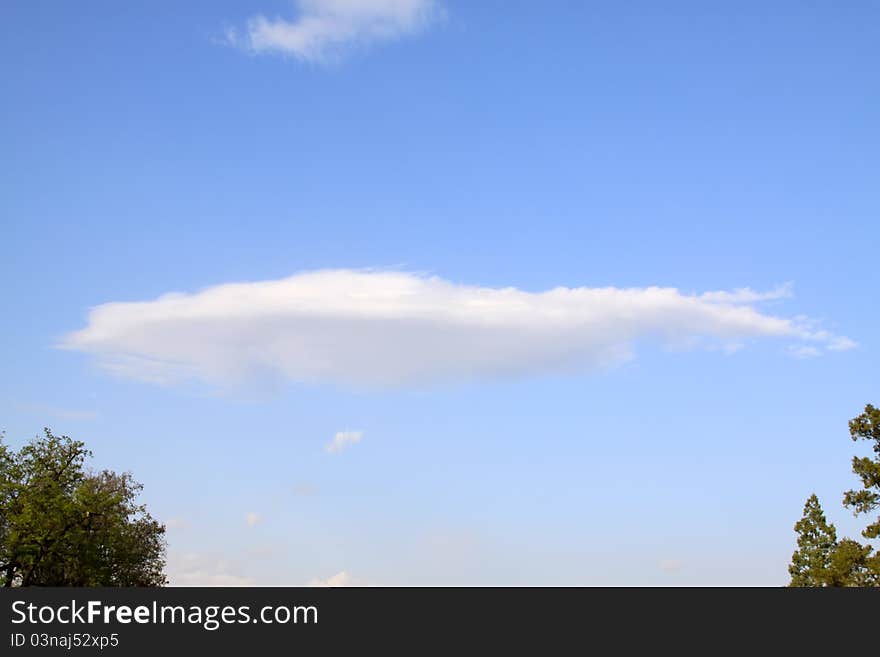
<box><xmin>1</xmin><ymin>587</ymin><xmax>874</xmax><ymax>653</ymax></box>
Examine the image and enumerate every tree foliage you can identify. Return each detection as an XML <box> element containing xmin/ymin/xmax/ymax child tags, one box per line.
<box><xmin>788</xmin><ymin>404</ymin><xmax>880</xmax><ymax>587</ymax></box>
<box><xmin>788</xmin><ymin>494</ymin><xmax>837</xmax><ymax>586</ymax></box>
<box><xmin>842</xmin><ymin>404</ymin><xmax>880</xmax><ymax>540</ymax></box>
<box><xmin>0</xmin><ymin>429</ymin><xmax>166</xmax><ymax>586</ymax></box>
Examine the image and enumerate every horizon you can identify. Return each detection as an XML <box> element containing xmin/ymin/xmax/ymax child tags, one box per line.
<box><xmin>2</xmin><ymin>0</ymin><xmax>878</xmax><ymax>586</ymax></box>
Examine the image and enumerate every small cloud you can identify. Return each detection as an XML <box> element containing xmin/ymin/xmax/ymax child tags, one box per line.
<box><xmin>326</xmin><ymin>430</ymin><xmax>363</xmax><ymax>454</ymax></box>
<box><xmin>166</xmin><ymin>552</ymin><xmax>255</xmax><ymax>587</ymax></box>
<box><xmin>245</xmin><ymin>512</ymin><xmax>262</xmax><ymax>527</ymax></box>
<box><xmin>788</xmin><ymin>345</ymin><xmax>822</xmax><ymax>359</ymax></box>
<box><xmin>213</xmin><ymin>26</ymin><xmax>241</xmax><ymax>48</ymax></box>
<box><xmin>225</xmin><ymin>0</ymin><xmax>442</xmax><ymax>63</ymax></box>
<box><xmin>788</xmin><ymin>322</ymin><xmax>857</xmax><ymax>354</ymax></box>
<box><xmin>826</xmin><ymin>336</ymin><xmax>857</xmax><ymax>352</ymax></box>
<box><xmin>308</xmin><ymin>571</ymin><xmax>353</xmax><ymax>587</ymax></box>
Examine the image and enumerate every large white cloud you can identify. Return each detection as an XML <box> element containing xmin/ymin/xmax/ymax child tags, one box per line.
<box><xmin>226</xmin><ymin>0</ymin><xmax>441</xmax><ymax>62</ymax></box>
<box><xmin>61</xmin><ymin>269</ymin><xmax>853</xmax><ymax>389</ymax></box>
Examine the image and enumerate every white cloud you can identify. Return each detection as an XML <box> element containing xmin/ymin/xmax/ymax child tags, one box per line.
<box><xmin>698</xmin><ymin>282</ymin><xmax>793</xmax><ymax>304</ymax></box>
<box><xmin>226</xmin><ymin>0</ymin><xmax>441</xmax><ymax>62</ymax></box>
<box><xmin>826</xmin><ymin>336</ymin><xmax>858</xmax><ymax>352</ymax></box>
<box><xmin>788</xmin><ymin>345</ymin><xmax>822</xmax><ymax>359</ymax></box>
<box><xmin>245</xmin><ymin>512</ymin><xmax>262</xmax><ymax>527</ymax></box>
<box><xmin>307</xmin><ymin>571</ymin><xmax>353</xmax><ymax>587</ymax></box>
<box><xmin>166</xmin><ymin>552</ymin><xmax>255</xmax><ymax>587</ymax></box>
<box><xmin>61</xmin><ymin>269</ymin><xmax>854</xmax><ymax>389</ymax></box>
<box><xmin>325</xmin><ymin>430</ymin><xmax>363</xmax><ymax>454</ymax></box>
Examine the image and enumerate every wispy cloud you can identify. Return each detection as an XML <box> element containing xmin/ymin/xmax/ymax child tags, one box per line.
<box><xmin>166</xmin><ymin>552</ymin><xmax>255</xmax><ymax>587</ymax></box>
<box><xmin>224</xmin><ymin>0</ymin><xmax>441</xmax><ymax>63</ymax></box>
<box><xmin>307</xmin><ymin>571</ymin><xmax>353</xmax><ymax>587</ymax></box>
<box><xmin>326</xmin><ymin>430</ymin><xmax>363</xmax><ymax>454</ymax></box>
<box><xmin>826</xmin><ymin>336</ymin><xmax>858</xmax><ymax>351</ymax></box>
<box><xmin>698</xmin><ymin>282</ymin><xmax>793</xmax><ymax>304</ymax></box>
<box><xmin>61</xmin><ymin>269</ymin><xmax>854</xmax><ymax>389</ymax></box>
<box><xmin>788</xmin><ymin>345</ymin><xmax>822</xmax><ymax>359</ymax></box>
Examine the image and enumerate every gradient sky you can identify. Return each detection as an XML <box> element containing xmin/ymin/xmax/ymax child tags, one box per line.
<box><xmin>2</xmin><ymin>1</ymin><xmax>878</xmax><ymax>586</ymax></box>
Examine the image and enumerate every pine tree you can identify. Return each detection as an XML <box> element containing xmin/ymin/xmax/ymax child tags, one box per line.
<box><xmin>826</xmin><ymin>538</ymin><xmax>879</xmax><ymax>587</ymax></box>
<box><xmin>842</xmin><ymin>404</ymin><xmax>880</xmax><ymax>540</ymax></box>
<box><xmin>788</xmin><ymin>494</ymin><xmax>837</xmax><ymax>587</ymax></box>
<box><xmin>788</xmin><ymin>405</ymin><xmax>880</xmax><ymax>587</ymax></box>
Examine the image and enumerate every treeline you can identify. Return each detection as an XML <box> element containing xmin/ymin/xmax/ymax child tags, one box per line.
<box><xmin>788</xmin><ymin>404</ymin><xmax>880</xmax><ymax>586</ymax></box>
<box><xmin>2</xmin><ymin>406</ymin><xmax>878</xmax><ymax>587</ymax></box>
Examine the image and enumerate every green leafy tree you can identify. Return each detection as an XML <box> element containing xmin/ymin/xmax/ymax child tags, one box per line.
<box><xmin>0</xmin><ymin>429</ymin><xmax>166</xmax><ymax>586</ymax></box>
<box><xmin>843</xmin><ymin>404</ymin><xmax>880</xmax><ymax>540</ymax></box>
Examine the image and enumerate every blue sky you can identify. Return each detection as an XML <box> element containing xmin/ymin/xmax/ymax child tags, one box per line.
<box><xmin>2</xmin><ymin>1</ymin><xmax>878</xmax><ymax>585</ymax></box>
